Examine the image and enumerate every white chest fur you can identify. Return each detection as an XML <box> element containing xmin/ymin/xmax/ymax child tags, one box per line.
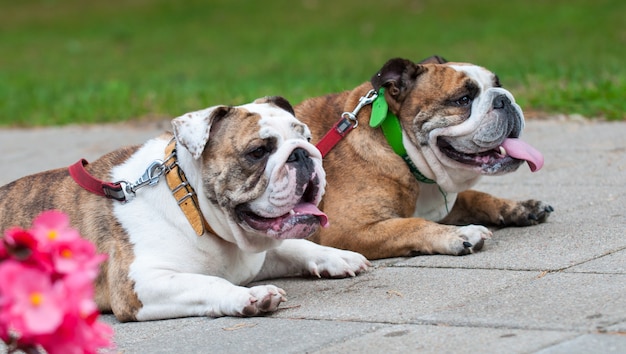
<box><xmin>413</xmin><ymin>183</ymin><xmax>457</xmax><ymax>222</ymax></box>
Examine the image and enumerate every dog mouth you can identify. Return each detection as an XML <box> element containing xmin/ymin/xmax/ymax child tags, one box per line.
<box><xmin>437</xmin><ymin>137</ymin><xmax>544</xmax><ymax>173</ymax></box>
<box><xmin>235</xmin><ymin>183</ymin><xmax>328</xmax><ymax>240</ymax></box>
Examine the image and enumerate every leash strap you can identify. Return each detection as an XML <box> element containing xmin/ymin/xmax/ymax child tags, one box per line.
<box><xmin>315</xmin><ymin>117</ymin><xmax>356</xmax><ymax>158</ymax></box>
<box><xmin>315</xmin><ymin>89</ymin><xmax>378</xmax><ymax>158</ymax></box>
<box><xmin>68</xmin><ymin>159</ymin><xmax>127</xmax><ymax>201</ymax></box>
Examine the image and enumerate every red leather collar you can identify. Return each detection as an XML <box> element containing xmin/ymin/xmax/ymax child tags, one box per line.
<box><xmin>68</xmin><ymin>159</ymin><xmax>127</xmax><ymax>201</ymax></box>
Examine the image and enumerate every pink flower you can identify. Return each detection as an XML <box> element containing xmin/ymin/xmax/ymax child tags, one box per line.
<box><xmin>29</xmin><ymin>210</ymin><xmax>81</xmax><ymax>250</ymax></box>
<box><xmin>50</xmin><ymin>238</ymin><xmax>107</xmax><ymax>278</ymax></box>
<box><xmin>0</xmin><ymin>210</ymin><xmax>113</xmax><ymax>353</ymax></box>
<box><xmin>0</xmin><ymin>261</ymin><xmax>65</xmax><ymax>336</ymax></box>
<box><xmin>35</xmin><ymin>273</ymin><xmax>113</xmax><ymax>354</ymax></box>
<box><xmin>38</xmin><ymin>311</ymin><xmax>114</xmax><ymax>354</ymax></box>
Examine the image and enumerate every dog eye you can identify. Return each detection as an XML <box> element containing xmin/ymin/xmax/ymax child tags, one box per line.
<box><xmin>454</xmin><ymin>95</ymin><xmax>473</xmax><ymax>107</ymax></box>
<box><xmin>247</xmin><ymin>146</ymin><xmax>270</xmax><ymax>160</ymax></box>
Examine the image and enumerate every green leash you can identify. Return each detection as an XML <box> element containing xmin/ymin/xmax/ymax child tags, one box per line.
<box><xmin>370</xmin><ymin>88</ymin><xmax>449</xmax><ymax>211</ymax></box>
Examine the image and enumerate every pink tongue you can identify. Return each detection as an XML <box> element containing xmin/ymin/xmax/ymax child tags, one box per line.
<box><xmin>293</xmin><ymin>203</ymin><xmax>329</xmax><ymax>228</ymax></box>
<box><xmin>501</xmin><ymin>138</ymin><xmax>544</xmax><ymax>172</ymax></box>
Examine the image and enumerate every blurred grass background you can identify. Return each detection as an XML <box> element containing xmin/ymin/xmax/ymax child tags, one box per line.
<box><xmin>0</xmin><ymin>0</ymin><xmax>624</xmax><ymax>126</ymax></box>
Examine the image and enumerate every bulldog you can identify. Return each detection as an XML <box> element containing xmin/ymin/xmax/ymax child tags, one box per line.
<box><xmin>295</xmin><ymin>56</ymin><xmax>553</xmax><ymax>259</ymax></box>
<box><xmin>0</xmin><ymin>96</ymin><xmax>369</xmax><ymax>322</ymax></box>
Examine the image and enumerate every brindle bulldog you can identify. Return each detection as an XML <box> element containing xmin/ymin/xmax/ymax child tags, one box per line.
<box><xmin>295</xmin><ymin>56</ymin><xmax>553</xmax><ymax>259</ymax></box>
<box><xmin>0</xmin><ymin>97</ymin><xmax>369</xmax><ymax>321</ymax></box>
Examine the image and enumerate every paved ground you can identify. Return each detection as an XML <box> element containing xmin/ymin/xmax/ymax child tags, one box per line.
<box><xmin>1</xmin><ymin>118</ymin><xmax>625</xmax><ymax>353</ymax></box>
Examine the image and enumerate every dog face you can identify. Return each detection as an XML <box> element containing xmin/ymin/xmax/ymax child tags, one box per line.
<box><xmin>371</xmin><ymin>57</ymin><xmax>543</xmax><ymax>192</ymax></box>
<box><xmin>172</xmin><ymin>96</ymin><xmax>327</xmax><ymax>251</ymax></box>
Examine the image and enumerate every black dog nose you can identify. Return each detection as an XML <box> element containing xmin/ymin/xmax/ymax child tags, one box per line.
<box><xmin>287</xmin><ymin>148</ymin><xmax>309</xmax><ymax>163</ymax></box>
<box><xmin>493</xmin><ymin>94</ymin><xmax>511</xmax><ymax>110</ymax></box>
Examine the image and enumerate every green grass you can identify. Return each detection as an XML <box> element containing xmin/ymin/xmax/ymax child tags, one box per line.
<box><xmin>0</xmin><ymin>0</ymin><xmax>624</xmax><ymax>126</ymax></box>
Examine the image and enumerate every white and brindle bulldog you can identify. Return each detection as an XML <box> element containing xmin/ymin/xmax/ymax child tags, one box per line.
<box><xmin>295</xmin><ymin>56</ymin><xmax>554</xmax><ymax>259</ymax></box>
<box><xmin>0</xmin><ymin>96</ymin><xmax>369</xmax><ymax>322</ymax></box>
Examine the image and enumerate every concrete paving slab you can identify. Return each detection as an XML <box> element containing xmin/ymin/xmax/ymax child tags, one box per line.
<box><xmin>101</xmin><ymin>316</ymin><xmax>380</xmax><ymax>354</ymax></box>
<box><xmin>265</xmin><ymin>267</ymin><xmax>625</xmax><ymax>333</ymax></box>
<box><xmin>535</xmin><ymin>333</ymin><xmax>626</xmax><ymax>354</ymax></box>
<box><xmin>567</xmin><ymin>249</ymin><xmax>626</xmax><ymax>274</ymax></box>
<box><xmin>315</xmin><ymin>324</ymin><xmax>577</xmax><ymax>354</ymax></box>
<box><xmin>264</xmin><ymin>267</ymin><xmax>537</xmax><ymax>324</ymax></box>
<box><xmin>414</xmin><ymin>272</ymin><xmax>626</xmax><ymax>332</ymax></box>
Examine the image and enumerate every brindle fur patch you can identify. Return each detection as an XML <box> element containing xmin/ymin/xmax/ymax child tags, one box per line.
<box><xmin>0</xmin><ymin>146</ymin><xmax>143</xmax><ymax>321</ymax></box>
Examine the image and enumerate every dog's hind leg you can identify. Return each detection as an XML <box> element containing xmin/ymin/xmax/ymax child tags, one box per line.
<box><xmin>440</xmin><ymin>190</ymin><xmax>553</xmax><ymax>227</ymax></box>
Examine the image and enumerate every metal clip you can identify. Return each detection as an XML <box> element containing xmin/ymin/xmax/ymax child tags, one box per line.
<box><xmin>119</xmin><ymin>181</ymin><xmax>135</xmax><ymax>203</ymax></box>
<box><xmin>340</xmin><ymin>89</ymin><xmax>378</xmax><ymax>129</ymax></box>
<box><xmin>358</xmin><ymin>89</ymin><xmax>379</xmax><ymax>107</ymax></box>
<box><xmin>120</xmin><ymin>160</ymin><xmax>166</xmax><ymax>202</ymax></box>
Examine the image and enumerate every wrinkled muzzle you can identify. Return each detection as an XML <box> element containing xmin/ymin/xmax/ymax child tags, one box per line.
<box><xmin>236</xmin><ymin>140</ymin><xmax>328</xmax><ymax>239</ymax></box>
<box><xmin>432</xmin><ymin>88</ymin><xmax>544</xmax><ymax>174</ymax></box>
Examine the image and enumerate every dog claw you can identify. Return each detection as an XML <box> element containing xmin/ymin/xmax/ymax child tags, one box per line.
<box><xmin>463</xmin><ymin>241</ymin><xmax>472</xmax><ymax>248</ymax></box>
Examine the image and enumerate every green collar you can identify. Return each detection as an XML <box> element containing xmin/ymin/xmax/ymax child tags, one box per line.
<box><xmin>370</xmin><ymin>88</ymin><xmax>436</xmax><ymax>185</ymax></box>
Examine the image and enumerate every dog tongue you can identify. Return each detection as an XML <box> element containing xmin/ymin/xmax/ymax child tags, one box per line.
<box><xmin>294</xmin><ymin>203</ymin><xmax>329</xmax><ymax>227</ymax></box>
<box><xmin>501</xmin><ymin>138</ymin><xmax>544</xmax><ymax>172</ymax></box>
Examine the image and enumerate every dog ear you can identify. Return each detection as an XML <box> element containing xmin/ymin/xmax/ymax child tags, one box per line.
<box><xmin>371</xmin><ymin>58</ymin><xmax>427</xmax><ymax>105</ymax></box>
<box><xmin>418</xmin><ymin>55</ymin><xmax>448</xmax><ymax>64</ymax></box>
<box><xmin>254</xmin><ymin>96</ymin><xmax>295</xmax><ymax>116</ymax></box>
<box><xmin>171</xmin><ymin>105</ymin><xmax>232</xmax><ymax>160</ymax></box>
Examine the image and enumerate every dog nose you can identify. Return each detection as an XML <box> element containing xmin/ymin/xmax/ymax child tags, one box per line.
<box><xmin>287</xmin><ymin>148</ymin><xmax>309</xmax><ymax>163</ymax></box>
<box><xmin>493</xmin><ymin>94</ymin><xmax>511</xmax><ymax>110</ymax></box>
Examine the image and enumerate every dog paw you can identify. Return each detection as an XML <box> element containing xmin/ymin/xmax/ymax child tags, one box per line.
<box><xmin>306</xmin><ymin>247</ymin><xmax>371</xmax><ymax>278</ymax></box>
<box><xmin>237</xmin><ymin>285</ymin><xmax>287</xmax><ymax>317</ymax></box>
<box><xmin>447</xmin><ymin>225</ymin><xmax>492</xmax><ymax>256</ymax></box>
<box><xmin>500</xmin><ymin>199</ymin><xmax>554</xmax><ymax>226</ymax></box>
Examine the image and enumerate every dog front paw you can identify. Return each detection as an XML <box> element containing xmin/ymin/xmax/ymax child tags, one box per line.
<box><xmin>236</xmin><ymin>285</ymin><xmax>286</xmax><ymax>317</ymax></box>
<box><xmin>306</xmin><ymin>247</ymin><xmax>371</xmax><ymax>278</ymax></box>
<box><xmin>446</xmin><ymin>225</ymin><xmax>492</xmax><ymax>256</ymax></box>
<box><xmin>500</xmin><ymin>199</ymin><xmax>554</xmax><ymax>226</ymax></box>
